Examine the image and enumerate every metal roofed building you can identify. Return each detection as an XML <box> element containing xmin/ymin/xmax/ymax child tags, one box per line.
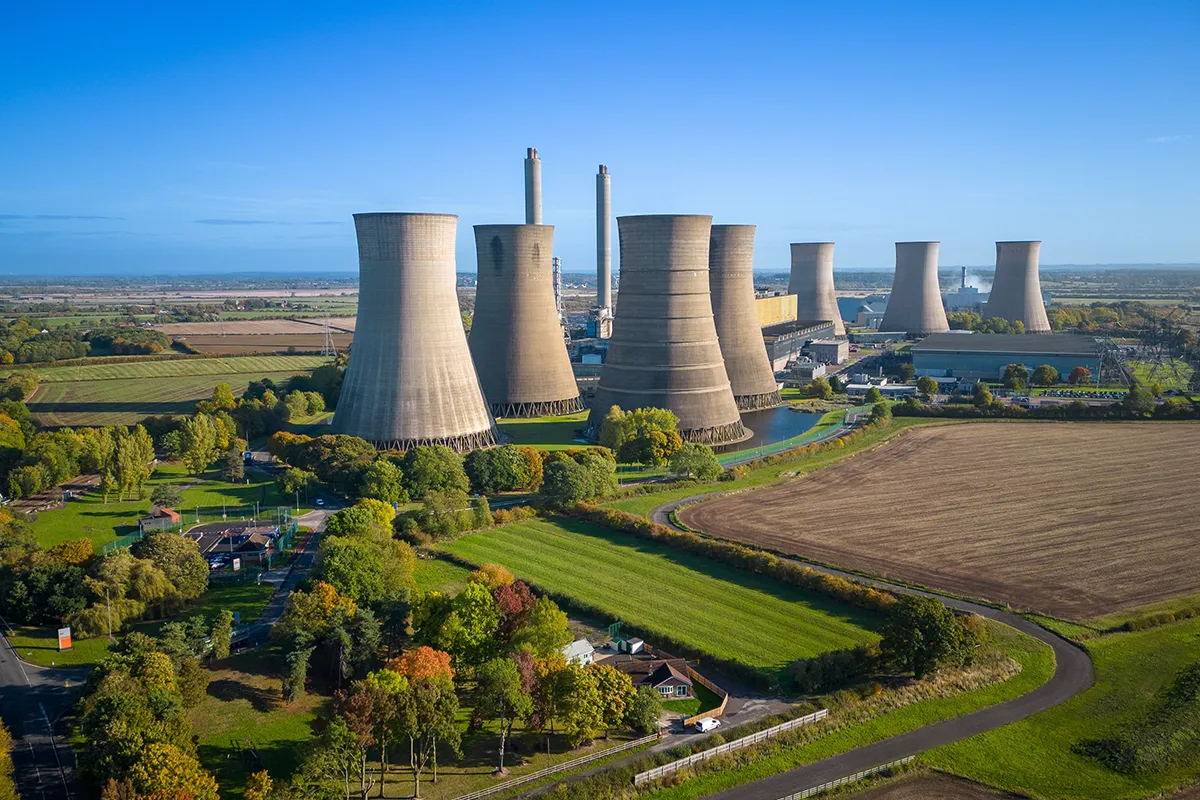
<box><xmin>913</xmin><ymin>332</ymin><xmax>1103</xmax><ymax>380</ymax></box>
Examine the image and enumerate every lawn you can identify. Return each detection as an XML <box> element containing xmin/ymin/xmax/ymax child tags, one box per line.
<box><xmin>13</xmin><ymin>354</ymin><xmax>330</xmax><ymax>382</ymax></box>
<box><xmin>926</xmin><ymin>616</ymin><xmax>1200</xmax><ymax>799</ymax></box>
<box><xmin>496</xmin><ymin>411</ymin><xmax>592</xmax><ymax>450</ymax></box>
<box><xmin>413</xmin><ymin>555</ymin><xmax>473</xmax><ymax>594</ymax></box>
<box><xmin>438</xmin><ymin>519</ymin><xmax>883</xmax><ymax>676</ymax></box>
<box><xmin>662</xmin><ymin>681</ymin><xmax>724</xmax><ymax>717</ymax></box>
<box><xmin>26</xmin><ymin>461</ymin><xmax>292</xmax><ymax>551</ymax></box>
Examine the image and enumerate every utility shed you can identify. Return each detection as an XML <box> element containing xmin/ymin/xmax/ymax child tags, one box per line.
<box><xmin>913</xmin><ymin>332</ymin><xmax>1103</xmax><ymax>380</ymax></box>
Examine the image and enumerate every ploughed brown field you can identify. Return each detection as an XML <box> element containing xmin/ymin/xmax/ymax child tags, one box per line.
<box><xmin>678</xmin><ymin>423</ymin><xmax>1200</xmax><ymax>620</ymax></box>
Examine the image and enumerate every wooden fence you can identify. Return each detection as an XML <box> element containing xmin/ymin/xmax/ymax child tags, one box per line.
<box><xmin>633</xmin><ymin>709</ymin><xmax>829</xmax><ymax>786</ymax></box>
<box><xmin>777</xmin><ymin>756</ymin><xmax>916</xmax><ymax>799</ymax></box>
<box><xmin>453</xmin><ymin>732</ymin><xmax>659</xmax><ymax>800</ymax></box>
<box><xmin>681</xmin><ymin>667</ymin><xmax>730</xmax><ymax>728</ymax></box>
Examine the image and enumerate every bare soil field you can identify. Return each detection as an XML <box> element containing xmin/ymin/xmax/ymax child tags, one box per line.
<box><xmin>154</xmin><ymin>319</ymin><xmax>345</xmax><ymax>335</ymax></box>
<box><xmin>850</xmin><ymin>773</ymin><xmax>1021</xmax><ymax>799</ymax></box>
<box><xmin>180</xmin><ymin>333</ymin><xmax>353</xmax><ymax>354</ymax></box>
<box><xmin>678</xmin><ymin>423</ymin><xmax>1200</xmax><ymax>620</ymax></box>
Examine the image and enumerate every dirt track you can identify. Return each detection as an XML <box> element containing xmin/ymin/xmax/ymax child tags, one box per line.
<box><xmin>678</xmin><ymin>423</ymin><xmax>1200</xmax><ymax>620</ymax></box>
<box><xmin>850</xmin><ymin>772</ymin><xmax>1021</xmax><ymax>798</ymax></box>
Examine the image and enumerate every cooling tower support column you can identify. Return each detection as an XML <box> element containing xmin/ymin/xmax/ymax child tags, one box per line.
<box><xmin>788</xmin><ymin>243</ymin><xmax>847</xmax><ymax>336</ymax></box>
<box><xmin>469</xmin><ymin>224</ymin><xmax>585</xmax><ymax>418</ymax></box>
<box><xmin>710</xmin><ymin>225</ymin><xmax>783</xmax><ymax>410</ymax></box>
<box><xmin>984</xmin><ymin>241</ymin><xmax>1051</xmax><ymax>333</ymax></box>
<box><xmin>596</xmin><ymin>165</ymin><xmax>612</xmax><ymax>309</ymax></box>
<box><xmin>331</xmin><ymin>213</ymin><xmax>498</xmax><ymax>452</ymax></box>
<box><xmin>879</xmin><ymin>242</ymin><xmax>949</xmax><ymax>337</ymax></box>
<box><xmin>588</xmin><ymin>215</ymin><xmax>749</xmax><ymax>446</ymax></box>
<box><xmin>524</xmin><ymin>148</ymin><xmax>542</xmax><ymax>225</ymax></box>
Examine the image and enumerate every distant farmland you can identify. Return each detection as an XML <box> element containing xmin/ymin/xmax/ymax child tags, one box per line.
<box><xmin>439</xmin><ymin>518</ymin><xmax>882</xmax><ymax>676</ymax></box>
<box><xmin>21</xmin><ymin>354</ymin><xmax>330</xmax><ymax>382</ymax></box>
<box><xmin>178</xmin><ymin>333</ymin><xmax>353</xmax><ymax>355</ymax></box>
<box><xmin>678</xmin><ymin>423</ymin><xmax>1200</xmax><ymax>620</ymax></box>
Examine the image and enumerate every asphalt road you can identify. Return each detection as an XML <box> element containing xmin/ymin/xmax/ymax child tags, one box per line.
<box><xmin>650</xmin><ymin>494</ymin><xmax>1095</xmax><ymax>800</ymax></box>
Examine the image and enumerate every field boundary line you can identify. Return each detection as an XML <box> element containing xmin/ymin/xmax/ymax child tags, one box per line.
<box><xmin>633</xmin><ymin>710</ymin><xmax>828</xmax><ymax>786</ymax></box>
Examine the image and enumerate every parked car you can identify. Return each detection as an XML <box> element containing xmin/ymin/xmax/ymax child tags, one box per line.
<box><xmin>694</xmin><ymin>717</ymin><xmax>722</xmax><ymax>733</ymax></box>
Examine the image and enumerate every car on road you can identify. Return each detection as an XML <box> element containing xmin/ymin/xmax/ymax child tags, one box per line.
<box><xmin>315</xmin><ymin>498</ymin><xmax>325</xmax><ymax>507</ymax></box>
<box><xmin>694</xmin><ymin>717</ymin><xmax>722</xmax><ymax>733</ymax></box>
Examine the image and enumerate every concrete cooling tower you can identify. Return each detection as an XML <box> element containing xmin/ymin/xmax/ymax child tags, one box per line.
<box><xmin>709</xmin><ymin>225</ymin><xmax>783</xmax><ymax>410</ymax></box>
<box><xmin>880</xmin><ymin>242</ymin><xmax>949</xmax><ymax>336</ymax></box>
<box><xmin>332</xmin><ymin>213</ymin><xmax>498</xmax><ymax>452</ymax></box>
<box><xmin>788</xmin><ymin>243</ymin><xmax>846</xmax><ymax>336</ymax></box>
<box><xmin>588</xmin><ymin>215</ymin><xmax>749</xmax><ymax>446</ymax></box>
<box><xmin>469</xmin><ymin>224</ymin><xmax>585</xmax><ymax>417</ymax></box>
<box><xmin>984</xmin><ymin>241</ymin><xmax>1051</xmax><ymax>333</ymax></box>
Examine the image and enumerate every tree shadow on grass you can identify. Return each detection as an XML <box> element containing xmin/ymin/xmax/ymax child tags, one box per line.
<box><xmin>207</xmin><ymin>678</ymin><xmax>278</xmax><ymax>713</ymax></box>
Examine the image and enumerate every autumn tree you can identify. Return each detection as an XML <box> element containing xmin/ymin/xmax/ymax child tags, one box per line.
<box><xmin>559</xmin><ymin>663</ymin><xmax>603</xmax><ymax>746</ymax></box>
<box><xmin>1031</xmin><ymin>364</ymin><xmax>1059</xmax><ymax>387</ymax></box>
<box><xmin>589</xmin><ymin>663</ymin><xmax>634</xmax><ymax>738</ymax></box>
<box><xmin>243</xmin><ymin>770</ymin><xmax>273</xmax><ymax>800</ymax></box>
<box><xmin>1068</xmin><ymin>366</ymin><xmax>1092</xmax><ymax>385</ymax></box>
<box><xmin>476</xmin><ymin>657</ymin><xmax>533</xmax><ymax>774</ymax></box>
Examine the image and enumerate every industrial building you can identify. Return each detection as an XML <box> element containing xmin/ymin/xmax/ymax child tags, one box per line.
<box><xmin>984</xmin><ymin>241</ymin><xmax>1052</xmax><ymax>332</ymax></box>
<box><xmin>789</xmin><ymin>243</ymin><xmax>846</xmax><ymax>336</ymax></box>
<box><xmin>762</xmin><ymin>320</ymin><xmax>842</xmax><ymax>371</ymax></box>
<box><xmin>880</xmin><ymin>242</ymin><xmax>949</xmax><ymax>337</ymax></box>
<box><xmin>854</xmin><ymin>302</ymin><xmax>887</xmax><ymax>329</ymax></box>
<box><xmin>332</xmin><ymin>213</ymin><xmax>498</xmax><ymax>452</ymax></box>
<box><xmin>469</xmin><ymin>224</ymin><xmax>584</xmax><ymax>417</ymax></box>
<box><xmin>808</xmin><ymin>338</ymin><xmax>849</xmax><ymax>365</ymax></box>
<box><xmin>913</xmin><ymin>332</ymin><xmax>1103</xmax><ymax>380</ymax></box>
<box><xmin>588</xmin><ymin>215</ymin><xmax>748</xmax><ymax>446</ymax></box>
<box><xmin>755</xmin><ymin>293</ymin><xmax>798</xmax><ymax>327</ymax></box>
<box><xmin>709</xmin><ymin>224</ymin><xmax>783</xmax><ymax>410</ymax></box>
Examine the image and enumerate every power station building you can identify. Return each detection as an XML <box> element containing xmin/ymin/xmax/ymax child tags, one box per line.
<box><xmin>709</xmin><ymin>224</ymin><xmax>782</xmax><ymax>410</ymax></box>
<box><xmin>984</xmin><ymin>241</ymin><xmax>1052</xmax><ymax>333</ymax></box>
<box><xmin>913</xmin><ymin>332</ymin><xmax>1102</xmax><ymax>380</ymax></box>
<box><xmin>880</xmin><ymin>242</ymin><xmax>949</xmax><ymax>337</ymax></box>
<box><xmin>332</xmin><ymin>213</ymin><xmax>498</xmax><ymax>452</ymax></box>
<box><xmin>589</xmin><ymin>215</ymin><xmax>748</xmax><ymax>445</ymax></box>
<box><xmin>469</xmin><ymin>224</ymin><xmax>584</xmax><ymax>417</ymax></box>
<box><xmin>788</xmin><ymin>243</ymin><xmax>846</xmax><ymax>336</ymax></box>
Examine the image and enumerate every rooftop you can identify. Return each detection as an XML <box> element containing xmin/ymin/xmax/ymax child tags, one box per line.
<box><xmin>914</xmin><ymin>332</ymin><xmax>1103</xmax><ymax>357</ymax></box>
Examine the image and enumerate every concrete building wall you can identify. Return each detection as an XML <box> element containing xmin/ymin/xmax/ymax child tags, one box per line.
<box><xmin>880</xmin><ymin>242</ymin><xmax>949</xmax><ymax>337</ymax></box>
<box><xmin>469</xmin><ymin>224</ymin><xmax>584</xmax><ymax>417</ymax></box>
<box><xmin>755</xmin><ymin>294</ymin><xmax>798</xmax><ymax>327</ymax></box>
<box><xmin>332</xmin><ymin>213</ymin><xmax>498</xmax><ymax>452</ymax></box>
<box><xmin>914</xmin><ymin>350</ymin><xmax>1100</xmax><ymax>380</ymax></box>
<box><xmin>984</xmin><ymin>241</ymin><xmax>1052</xmax><ymax>333</ymax></box>
<box><xmin>709</xmin><ymin>225</ymin><xmax>782</xmax><ymax>410</ymax></box>
<box><xmin>788</xmin><ymin>243</ymin><xmax>847</xmax><ymax>336</ymax></box>
<box><xmin>588</xmin><ymin>215</ymin><xmax>748</xmax><ymax>445</ymax></box>
<box><xmin>596</xmin><ymin>165</ymin><xmax>612</xmax><ymax>309</ymax></box>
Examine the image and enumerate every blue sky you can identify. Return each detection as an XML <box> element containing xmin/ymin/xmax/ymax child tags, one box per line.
<box><xmin>1</xmin><ymin>1</ymin><xmax>1197</xmax><ymax>274</ymax></box>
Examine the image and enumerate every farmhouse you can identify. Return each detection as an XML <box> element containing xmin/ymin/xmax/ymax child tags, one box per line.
<box><xmin>138</xmin><ymin>506</ymin><xmax>181</xmax><ymax>533</ymax></box>
<box><xmin>561</xmin><ymin>638</ymin><xmax>595</xmax><ymax>666</ymax></box>
<box><xmin>913</xmin><ymin>332</ymin><xmax>1103</xmax><ymax>381</ymax></box>
<box><xmin>609</xmin><ymin>652</ymin><xmax>695</xmax><ymax>700</ymax></box>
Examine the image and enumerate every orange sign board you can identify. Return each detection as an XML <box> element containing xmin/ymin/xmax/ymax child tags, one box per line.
<box><xmin>58</xmin><ymin>627</ymin><xmax>72</xmax><ymax>651</ymax></box>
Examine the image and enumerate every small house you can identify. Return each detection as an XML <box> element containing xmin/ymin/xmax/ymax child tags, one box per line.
<box><xmin>644</xmin><ymin>662</ymin><xmax>693</xmax><ymax>700</ymax></box>
<box><xmin>561</xmin><ymin>638</ymin><xmax>595</xmax><ymax>667</ymax></box>
<box><xmin>138</xmin><ymin>507</ymin><xmax>181</xmax><ymax>533</ymax></box>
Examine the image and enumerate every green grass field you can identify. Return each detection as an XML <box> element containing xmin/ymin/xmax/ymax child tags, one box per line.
<box><xmin>496</xmin><ymin>411</ymin><xmax>592</xmax><ymax>450</ymax></box>
<box><xmin>927</xmin><ymin>617</ymin><xmax>1200</xmax><ymax>798</ymax></box>
<box><xmin>11</xmin><ymin>354</ymin><xmax>330</xmax><ymax>382</ymax></box>
<box><xmin>1129</xmin><ymin>359</ymin><xmax>1195</xmax><ymax>391</ymax></box>
<box><xmin>413</xmin><ymin>555</ymin><xmax>473</xmax><ymax>594</ymax></box>
<box><xmin>438</xmin><ymin>519</ymin><xmax>882</xmax><ymax>674</ymax></box>
<box><xmin>662</xmin><ymin>681</ymin><xmax>724</xmax><ymax>716</ymax></box>
<box><xmin>27</xmin><ymin>370</ymin><xmax>314</xmax><ymax>427</ymax></box>
<box><xmin>26</xmin><ymin>461</ymin><xmax>291</xmax><ymax>550</ymax></box>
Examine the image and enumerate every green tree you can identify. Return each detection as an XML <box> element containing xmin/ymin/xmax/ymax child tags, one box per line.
<box><xmin>0</xmin><ymin>719</ymin><xmax>18</xmax><ymax>800</ymax></box>
<box><xmin>510</xmin><ymin>596</ymin><xmax>572</xmax><ymax>658</ymax></box>
<box><xmin>1002</xmin><ymin>363</ymin><xmax>1029</xmax><ymax>391</ymax></box>
<box><xmin>827</xmin><ymin>374</ymin><xmax>843</xmax><ymax>393</ymax></box>
<box><xmin>358</xmin><ymin>458</ymin><xmax>407</xmax><ymax>503</ymax></box>
<box><xmin>406</xmin><ymin>675</ymin><xmax>461</xmax><ymax>793</ymax></box>
<box><xmin>210</xmin><ymin>609</ymin><xmax>234</xmax><ymax>660</ymax></box>
<box><xmin>870</xmin><ymin>402</ymin><xmax>892</xmax><ymax>422</ymax></box>
<box><xmin>916</xmin><ymin>375</ymin><xmax>938</xmax><ymax>396</ymax></box>
<box><xmin>599</xmin><ymin>406</ymin><xmax>683</xmax><ymax>465</ymax></box>
<box><xmin>972</xmin><ymin>384</ymin><xmax>994</xmax><ymax>409</ymax></box>
<box><xmin>402</xmin><ymin>445</ymin><xmax>469</xmax><ymax>499</ymax></box>
<box><xmin>559</xmin><ymin>663</ymin><xmax>603</xmax><ymax>746</ymax></box>
<box><xmin>210</xmin><ymin>383</ymin><xmax>237</xmax><ymax>410</ymax></box>
<box><xmin>177</xmin><ymin>414</ymin><xmax>221</xmax><ymax>475</ymax></box>
<box><xmin>802</xmin><ymin>377</ymin><xmax>833</xmax><ymax>399</ymax></box>
<box><xmin>133</xmin><ymin>532</ymin><xmax>209</xmax><ymax>606</ymax></box>
<box><xmin>284</xmin><ymin>645</ymin><xmax>315</xmax><ymax>703</ymax></box>
<box><xmin>471</xmin><ymin>495</ymin><xmax>494</xmax><ymax>530</ymax></box>
<box><xmin>898</xmin><ymin>362</ymin><xmax>916</xmax><ymax>381</ymax></box>
<box><xmin>149</xmin><ymin>483</ymin><xmax>183</xmax><ymax>509</ymax></box>
<box><xmin>279</xmin><ymin>466</ymin><xmax>318</xmax><ymax>500</ymax></box>
<box><xmin>864</xmin><ymin>386</ymin><xmax>884</xmax><ymax>404</ymax></box>
<box><xmin>668</xmin><ymin>442</ymin><xmax>722</xmax><ymax>481</ymax></box>
<box><xmin>221</xmin><ymin>447</ymin><xmax>245</xmax><ymax>482</ymax></box>
<box><xmin>476</xmin><ymin>657</ymin><xmax>533</xmax><ymax>773</ymax></box>
<box><xmin>1031</xmin><ymin>364</ymin><xmax>1059</xmax><ymax>387</ymax></box>
<box><xmin>880</xmin><ymin>595</ymin><xmax>971</xmax><ymax>679</ymax></box>
<box><xmin>1123</xmin><ymin>381</ymin><xmax>1156</xmax><ymax>417</ymax></box>
<box><xmin>589</xmin><ymin>663</ymin><xmax>634</xmax><ymax>738</ymax></box>
<box><xmin>624</xmin><ymin>686</ymin><xmax>663</xmax><ymax>735</ymax></box>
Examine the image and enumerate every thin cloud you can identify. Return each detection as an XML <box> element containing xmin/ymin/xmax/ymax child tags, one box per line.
<box><xmin>1146</xmin><ymin>134</ymin><xmax>1191</xmax><ymax>144</ymax></box>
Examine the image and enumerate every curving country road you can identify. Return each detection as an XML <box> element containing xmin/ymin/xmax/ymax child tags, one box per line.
<box><xmin>650</xmin><ymin>494</ymin><xmax>1095</xmax><ymax>799</ymax></box>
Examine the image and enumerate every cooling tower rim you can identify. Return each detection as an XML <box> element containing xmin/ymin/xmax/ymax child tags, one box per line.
<box><xmin>617</xmin><ymin>214</ymin><xmax>714</xmax><ymax>221</ymax></box>
<box><xmin>895</xmin><ymin>240</ymin><xmax>940</xmax><ymax>245</ymax></box>
<box><xmin>710</xmin><ymin>223</ymin><xmax>757</xmax><ymax>230</ymax></box>
<box><xmin>353</xmin><ymin>212</ymin><xmax>458</xmax><ymax>220</ymax></box>
<box><xmin>473</xmin><ymin>223</ymin><xmax>554</xmax><ymax>232</ymax></box>
<box><xmin>790</xmin><ymin>241</ymin><xmax>835</xmax><ymax>247</ymax></box>
<box><xmin>996</xmin><ymin>240</ymin><xmax>1043</xmax><ymax>245</ymax></box>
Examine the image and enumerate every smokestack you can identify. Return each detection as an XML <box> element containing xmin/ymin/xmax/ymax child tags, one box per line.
<box><xmin>332</xmin><ymin>213</ymin><xmax>497</xmax><ymax>452</ymax></box>
<box><xmin>984</xmin><ymin>241</ymin><xmax>1051</xmax><ymax>333</ymax></box>
<box><xmin>469</xmin><ymin>225</ymin><xmax>584</xmax><ymax>417</ymax></box>
<box><xmin>710</xmin><ymin>225</ymin><xmax>783</xmax><ymax>410</ymax></box>
<box><xmin>788</xmin><ymin>243</ymin><xmax>846</xmax><ymax>336</ymax></box>
<box><xmin>880</xmin><ymin>242</ymin><xmax>949</xmax><ymax>337</ymax></box>
<box><xmin>596</xmin><ymin>165</ymin><xmax>612</xmax><ymax>308</ymax></box>
<box><xmin>961</xmin><ymin>266</ymin><xmax>967</xmax><ymax>289</ymax></box>
<box><xmin>588</xmin><ymin>215</ymin><xmax>748</xmax><ymax>445</ymax></box>
<box><xmin>524</xmin><ymin>148</ymin><xmax>542</xmax><ymax>225</ymax></box>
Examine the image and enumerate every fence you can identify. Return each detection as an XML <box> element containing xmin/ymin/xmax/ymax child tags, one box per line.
<box><xmin>453</xmin><ymin>733</ymin><xmax>659</xmax><ymax>800</ymax></box>
<box><xmin>681</xmin><ymin>667</ymin><xmax>730</xmax><ymax>728</ymax></box>
<box><xmin>633</xmin><ymin>709</ymin><xmax>829</xmax><ymax>786</ymax></box>
<box><xmin>102</xmin><ymin>529</ymin><xmax>145</xmax><ymax>556</ymax></box>
<box><xmin>777</xmin><ymin>756</ymin><xmax>915</xmax><ymax>799</ymax></box>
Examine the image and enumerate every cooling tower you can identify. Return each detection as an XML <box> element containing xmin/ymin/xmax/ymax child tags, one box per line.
<box><xmin>984</xmin><ymin>241</ymin><xmax>1051</xmax><ymax>333</ymax></box>
<box><xmin>879</xmin><ymin>242</ymin><xmax>949</xmax><ymax>336</ymax></box>
<box><xmin>469</xmin><ymin>224</ymin><xmax>585</xmax><ymax>417</ymax></box>
<box><xmin>596</xmin><ymin>165</ymin><xmax>612</xmax><ymax>308</ymax></box>
<box><xmin>788</xmin><ymin>243</ymin><xmax>846</xmax><ymax>336</ymax></box>
<box><xmin>710</xmin><ymin>225</ymin><xmax>782</xmax><ymax>410</ymax></box>
<box><xmin>588</xmin><ymin>215</ymin><xmax>749</xmax><ymax>445</ymax></box>
<box><xmin>332</xmin><ymin>213</ymin><xmax>498</xmax><ymax>452</ymax></box>
<box><xmin>524</xmin><ymin>148</ymin><xmax>542</xmax><ymax>225</ymax></box>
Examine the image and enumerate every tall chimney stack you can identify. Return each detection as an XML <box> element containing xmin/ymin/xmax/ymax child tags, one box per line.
<box><xmin>524</xmin><ymin>148</ymin><xmax>542</xmax><ymax>225</ymax></box>
<box><xmin>596</xmin><ymin>165</ymin><xmax>612</xmax><ymax>308</ymax></box>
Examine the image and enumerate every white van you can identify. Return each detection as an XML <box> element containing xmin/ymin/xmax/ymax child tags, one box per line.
<box><xmin>694</xmin><ymin>717</ymin><xmax>722</xmax><ymax>733</ymax></box>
